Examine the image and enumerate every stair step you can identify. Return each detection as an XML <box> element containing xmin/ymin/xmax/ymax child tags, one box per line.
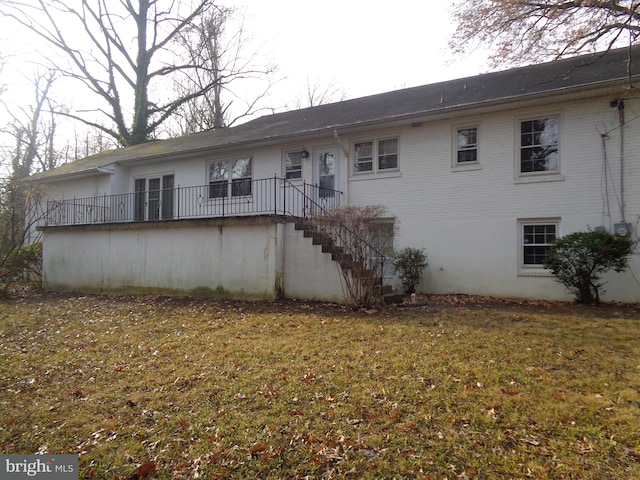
<box><xmin>322</xmin><ymin>244</ymin><xmax>343</xmax><ymax>254</ymax></box>
<box><xmin>383</xmin><ymin>292</ymin><xmax>405</xmax><ymax>304</ymax></box>
<box><xmin>332</xmin><ymin>253</ymin><xmax>353</xmax><ymax>264</ymax></box>
<box><xmin>294</xmin><ymin>220</ymin><xmax>309</xmax><ymax>231</ymax></box>
<box><xmin>312</xmin><ymin>237</ymin><xmax>332</xmax><ymax>246</ymax></box>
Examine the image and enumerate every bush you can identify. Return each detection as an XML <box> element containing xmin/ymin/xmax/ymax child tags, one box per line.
<box><xmin>0</xmin><ymin>242</ymin><xmax>42</xmax><ymax>297</ymax></box>
<box><xmin>393</xmin><ymin>247</ymin><xmax>427</xmax><ymax>294</ymax></box>
<box><xmin>543</xmin><ymin>229</ymin><xmax>634</xmax><ymax>304</ymax></box>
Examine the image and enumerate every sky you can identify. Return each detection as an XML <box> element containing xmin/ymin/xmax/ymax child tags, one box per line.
<box><xmin>236</xmin><ymin>0</ymin><xmax>490</xmax><ymax>105</ymax></box>
<box><xmin>0</xmin><ymin>0</ymin><xmax>491</xmax><ymax>175</ymax></box>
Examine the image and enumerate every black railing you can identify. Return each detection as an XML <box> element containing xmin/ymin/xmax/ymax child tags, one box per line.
<box><xmin>44</xmin><ymin>177</ymin><xmax>342</xmax><ymax>227</ymax></box>
<box><xmin>43</xmin><ymin>175</ymin><xmax>387</xmax><ymax>299</ymax></box>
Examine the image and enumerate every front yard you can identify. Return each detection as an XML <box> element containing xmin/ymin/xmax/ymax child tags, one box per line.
<box><xmin>1</xmin><ymin>294</ymin><xmax>640</xmax><ymax>479</ymax></box>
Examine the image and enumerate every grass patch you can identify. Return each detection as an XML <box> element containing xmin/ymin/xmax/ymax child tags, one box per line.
<box><xmin>1</xmin><ymin>294</ymin><xmax>640</xmax><ymax>478</ymax></box>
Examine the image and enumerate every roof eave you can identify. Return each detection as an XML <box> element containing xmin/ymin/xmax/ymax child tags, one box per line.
<box><xmin>122</xmin><ymin>78</ymin><xmax>639</xmax><ymax>160</ymax></box>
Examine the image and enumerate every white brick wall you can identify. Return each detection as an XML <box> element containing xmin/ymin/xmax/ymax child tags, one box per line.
<box><xmin>346</xmin><ymin>95</ymin><xmax>640</xmax><ymax>302</ymax></box>
<box><xmin>36</xmin><ymin>92</ymin><xmax>640</xmax><ymax>303</ymax></box>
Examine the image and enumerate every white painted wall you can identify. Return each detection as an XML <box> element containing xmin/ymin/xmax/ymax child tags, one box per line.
<box><xmin>282</xmin><ymin>222</ymin><xmax>346</xmax><ymax>302</ymax></box>
<box><xmin>42</xmin><ymin>220</ymin><xmax>283</xmax><ymax>298</ymax></box>
<box><xmin>41</xmin><ymin>174</ymin><xmax>112</xmax><ymax>200</ymax></box>
<box><xmin>36</xmin><ymin>92</ymin><xmax>640</xmax><ymax>303</ymax></box>
<box><xmin>41</xmin><ymin>220</ymin><xmax>349</xmax><ymax>302</ymax></box>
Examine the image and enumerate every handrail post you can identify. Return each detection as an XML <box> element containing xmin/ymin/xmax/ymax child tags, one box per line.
<box><xmin>303</xmin><ymin>182</ymin><xmax>307</xmax><ymax>218</ymax></box>
<box><xmin>274</xmin><ymin>175</ymin><xmax>277</xmax><ymax>215</ymax></box>
<box><xmin>176</xmin><ymin>185</ymin><xmax>180</xmax><ymax>219</ymax></box>
<box><xmin>282</xmin><ymin>177</ymin><xmax>286</xmax><ymax>216</ymax></box>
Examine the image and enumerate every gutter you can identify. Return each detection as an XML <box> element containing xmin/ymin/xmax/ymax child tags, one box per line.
<box><xmin>27</xmin><ymin>163</ymin><xmax>116</xmax><ymax>183</ymax></box>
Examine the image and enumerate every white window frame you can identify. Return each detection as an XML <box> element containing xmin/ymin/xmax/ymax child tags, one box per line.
<box><xmin>517</xmin><ymin>114</ymin><xmax>561</xmax><ymax>179</ymax></box>
<box><xmin>452</xmin><ymin>125</ymin><xmax>481</xmax><ymax>171</ymax></box>
<box><xmin>370</xmin><ymin>218</ymin><xmax>396</xmax><ymax>258</ymax></box>
<box><xmin>208</xmin><ymin>156</ymin><xmax>253</xmax><ymax>199</ymax></box>
<box><xmin>517</xmin><ymin>218</ymin><xmax>559</xmax><ymax>275</ymax></box>
<box><xmin>352</xmin><ymin>137</ymin><xmax>399</xmax><ymax>175</ymax></box>
<box><xmin>284</xmin><ymin>150</ymin><xmax>304</xmax><ymax>181</ymax></box>
<box><xmin>369</xmin><ymin>217</ymin><xmax>396</xmax><ymax>279</ymax></box>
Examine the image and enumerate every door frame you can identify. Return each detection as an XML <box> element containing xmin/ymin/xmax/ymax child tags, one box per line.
<box><xmin>313</xmin><ymin>145</ymin><xmax>340</xmax><ymax>198</ymax></box>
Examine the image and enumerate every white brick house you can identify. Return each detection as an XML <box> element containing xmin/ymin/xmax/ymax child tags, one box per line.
<box><xmin>29</xmin><ymin>46</ymin><xmax>640</xmax><ymax>303</ymax></box>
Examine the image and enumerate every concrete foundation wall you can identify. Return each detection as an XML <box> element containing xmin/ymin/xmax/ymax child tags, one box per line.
<box><xmin>282</xmin><ymin>223</ymin><xmax>345</xmax><ymax>303</ymax></box>
<box><xmin>41</xmin><ymin>219</ymin><xmax>348</xmax><ymax>302</ymax></box>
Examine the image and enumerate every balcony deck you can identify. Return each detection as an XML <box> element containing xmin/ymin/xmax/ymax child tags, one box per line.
<box><xmin>44</xmin><ymin>177</ymin><xmax>341</xmax><ymax>227</ymax></box>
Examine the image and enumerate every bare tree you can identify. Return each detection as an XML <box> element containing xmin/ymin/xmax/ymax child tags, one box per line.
<box><xmin>0</xmin><ymin>71</ymin><xmax>57</xmax><ymax>295</ymax></box>
<box><xmin>289</xmin><ymin>77</ymin><xmax>347</xmax><ymax>110</ymax></box>
<box><xmin>450</xmin><ymin>0</ymin><xmax>640</xmax><ymax>67</ymax></box>
<box><xmin>169</xmin><ymin>6</ymin><xmax>276</xmax><ymax>135</ymax></box>
<box><xmin>0</xmin><ymin>54</ymin><xmax>6</xmax><ymax>99</ymax></box>
<box><xmin>0</xmin><ymin>0</ymin><xmax>227</xmax><ymax>146</ymax></box>
<box><xmin>1</xmin><ymin>70</ymin><xmax>57</xmax><ymax>179</ymax></box>
<box><xmin>0</xmin><ymin>179</ymin><xmax>43</xmax><ymax>297</ymax></box>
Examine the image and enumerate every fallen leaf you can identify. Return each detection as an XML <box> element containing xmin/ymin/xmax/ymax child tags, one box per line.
<box><xmin>251</xmin><ymin>442</ymin><xmax>268</xmax><ymax>457</ymax></box>
<box><xmin>625</xmin><ymin>448</ymin><xmax>640</xmax><ymax>460</ymax></box>
<box><xmin>123</xmin><ymin>460</ymin><xmax>156</xmax><ymax>480</ymax></box>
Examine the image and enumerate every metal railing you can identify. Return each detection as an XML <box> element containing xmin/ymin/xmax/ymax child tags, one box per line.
<box><xmin>44</xmin><ymin>177</ymin><xmax>342</xmax><ymax>227</ymax></box>
<box><xmin>43</xmin><ymin>175</ymin><xmax>387</xmax><ymax>299</ymax></box>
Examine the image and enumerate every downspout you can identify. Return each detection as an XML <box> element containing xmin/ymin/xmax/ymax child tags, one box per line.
<box><xmin>618</xmin><ymin>100</ymin><xmax>626</xmax><ymax>222</ymax></box>
<box><xmin>333</xmin><ymin>128</ymin><xmax>349</xmax><ymax>158</ymax></box>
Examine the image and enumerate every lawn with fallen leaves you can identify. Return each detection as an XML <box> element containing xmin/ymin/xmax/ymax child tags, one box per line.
<box><xmin>1</xmin><ymin>293</ymin><xmax>640</xmax><ymax>479</ymax></box>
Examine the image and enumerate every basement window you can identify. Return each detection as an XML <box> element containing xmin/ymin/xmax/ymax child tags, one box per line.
<box><xmin>518</xmin><ymin>219</ymin><xmax>559</xmax><ymax>274</ymax></box>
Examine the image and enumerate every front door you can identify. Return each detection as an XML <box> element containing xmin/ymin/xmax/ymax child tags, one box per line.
<box><xmin>315</xmin><ymin>146</ymin><xmax>339</xmax><ymax>200</ymax></box>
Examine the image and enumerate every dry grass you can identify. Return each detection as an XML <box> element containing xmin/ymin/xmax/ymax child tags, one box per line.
<box><xmin>1</xmin><ymin>294</ymin><xmax>640</xmax><ymax>479</ymax></box>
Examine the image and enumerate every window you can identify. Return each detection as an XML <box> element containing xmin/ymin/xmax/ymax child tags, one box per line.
<box><xmin>209</xmin><ymin>157</ymin><xmax>252</xmax><ymax>198</ymax></box>
<box><xmin>367</xmin><ymin>219</ymin><xmax>395</xmax><ymax>272</ymax></box>
<box><xmin>520</xmin><ymin>117</ymin><xmax>559</xmax><ymax>174</ymax></box>
<box><xmin>354</xmin><ymin>142</ymin><xmax>373</xmax><ymax>173</ymax></box>
<box><xmin>370</xmin><ymin>219</ymin><xmax>395</xmax><ymax>258</ymax></box>
<box><xmin>378</xmin><ymin>139</ymin><xmax>398</xmax><ymax>170</ymax></box>
<box><xmin>522</xmin><ymin>222</ymin><xmax>557</xmax><ymax>266</ymax></box>
<box><xmin>285</xmin><ymin>151</ymin><xmax>303</xmax><ymax>180</ymax></box>
<box><xmin>456</xmin><ymin>127</ymin><xmax>478</xmax><ymax>164</ymax></box>
<box><xmin>318</xmin><ymin>151</ymin><xmax>337</xmax><ymax>198</ymax></box>
<box><xmin>353</xmin><ymin>138</ymin><xmax>398</xmax><ymax>174</ymax></box>
<box><xmin>231</xmin><ymin>158</ymin><xmax>252</xmax><ymax>196</ymax></box>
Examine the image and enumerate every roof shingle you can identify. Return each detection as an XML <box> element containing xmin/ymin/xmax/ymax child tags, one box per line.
<box><xmin>30</xmin><ymin>45</ymin><xmax>640</xmax><ymax>181</ymax></box>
